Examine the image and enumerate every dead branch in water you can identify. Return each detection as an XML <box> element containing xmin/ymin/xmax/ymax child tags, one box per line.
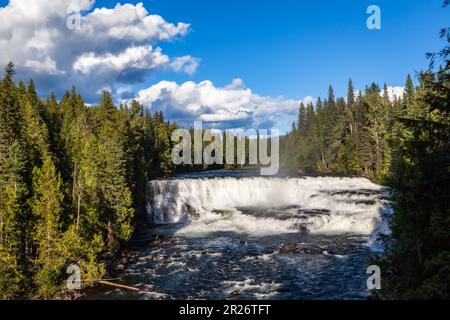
<box><xmin>97</xmin><ymin>280</ymin><xmax>148</xmax><ymax>293</ymax></box>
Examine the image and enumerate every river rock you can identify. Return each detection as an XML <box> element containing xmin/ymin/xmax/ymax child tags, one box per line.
<box><xmin>120</xmin><ymin>257</ymin><xmax>128</xmax><ymax>265</ymax></box>
<box><xmin>54</xmin><ymin>290</ymin><xmax>85</xmax><ymax>300</ymax></box>
<box><xmin>229</xmin><ymin>290</ymin><xmax>241</xmax><ymax>297</ymax></box>
<box><xmin>116</xmin><ymin>264</ymin><xmax>125</xmax><ymax>271</ymax></box>
<box><xmin>279</xmin><ymin>243</ymin><xmax>300</xmax><ymax>253</ymax></box>
<box><xmin>186</xmin><ymin>204</ymin><xmax>200</xmax><ymax>219</ymax></box>
<box><xmin>278</xmin><ymin>243</ymin><xmax>323</xmax><ymax>254</ymax></box>
<box><xmin>149</xmin><ymin>235</ymin><xmax>174</xmax><ymax>246</ymax></box>
<box><xmin>290</xmin><ymin>223</ymin><xmax>310</xmax><ymax>234</ymax></box>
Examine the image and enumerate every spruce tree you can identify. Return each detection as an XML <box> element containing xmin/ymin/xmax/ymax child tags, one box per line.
<box><xmin>31</xmin><ymin>156</ymin><xmax>64</xmax><ymax>298</ymax></box>
<box><xmin>0</xmin><ymin>62</ymin><xmax>22</xmax><ymax>145</ymax></box>
<box><xmin>0</xmin><ymin>141</ymin><xmax>27</xmax><ymax>299</ymax></box>
<box><xmin>347</xmin><ymin>78</ymin><xmax>355</xmax><ymax>107</ymax></box>
<box><xmin>403</xmin><ymin>74</ymin><xmax>415</xmax><ymax>111</ymax></box>
<box><xmin>94</xmin><ymin>91</ymin><xmax>134</xmax><ymax>253</ymax></box>
<box><xmin>298</xmin><ymin>103</ymin><xmax>307</xmax><ymax>137</ymax></box>
<box><xmin>0</xmin><ymin>186</ymin><xmax>23</xmax><ymax>299</ymax></box>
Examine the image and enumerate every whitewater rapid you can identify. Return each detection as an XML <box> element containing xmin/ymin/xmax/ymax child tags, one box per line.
<box><xmin>146</xmin><ymin>176</ymin><xmax>392</xmax><ymax>243</ymax></box>
<box><xmin>84</xmin><ymin>175</ymin><xmax>392</xmax><ymax>300</ymax></box>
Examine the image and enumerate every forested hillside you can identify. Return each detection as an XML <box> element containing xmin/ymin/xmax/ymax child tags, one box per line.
<box><xmin>280</xmin><ymin>78</ymin><xmax>410</xmax><ymax>181</ymax></box>
<box><xmin>282</xmin><ymin>23</ymin><xmax>449</xmax><ymax>298</ymax></box>
<box><xmin>0</xmin><ymin>63</ymin><xmax>176</xmax><ymax>299</ymax></box>
<box><xmin>376</xmin><ymin>34</ymin><xmax>449</xmax><ymax>298</ymax></box>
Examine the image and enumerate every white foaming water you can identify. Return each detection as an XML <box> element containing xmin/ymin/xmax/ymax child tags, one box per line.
<box><xmin>147</xmin><ymin>176</ymin><xmax>391</xmax><ymax>238</ymax></box>
<box><xmin>221</xmin><ymin>278</ymin><xmax>281</xmax><ymax>299</ymax></box>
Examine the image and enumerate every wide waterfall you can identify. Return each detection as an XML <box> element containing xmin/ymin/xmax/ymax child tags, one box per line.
<box><xmin>87</xmin><ymin>173</ymin><xmax>394</xmax><ymax>299</ymax></box>
<box><xmin>147</xmin><ymin>176</ymin><xmax>392</xmax><ymax>242</ymax></box>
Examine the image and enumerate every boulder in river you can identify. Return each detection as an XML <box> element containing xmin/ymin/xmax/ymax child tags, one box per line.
<box><xmin>116</xmin><ymin>264</ymin><xmax>125</xmax><ymax>271</ymax></box>
<box><xmin>149</xmin><ymin>235</ymin><xmax>174</xmax><ymax>246</ymax></box>
<box><xmin>278</xmin><ymin>243</ymin><xmax>300</xmax><ymax>253</ymax></box>
<box><xmin>290</xmin><ymin>223</ymin><xmax>310</xmax><ymax>234</ymax></box>
<box><xmin>277</xmin><ymin>243</ymin><xmax>323</xmax><ymax>254</ymax></box>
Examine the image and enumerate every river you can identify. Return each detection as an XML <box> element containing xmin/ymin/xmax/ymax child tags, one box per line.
<box><xmin>84</xmin><ymin>169</ymin><xmax>392</xmax><ymax>300</ymax></box>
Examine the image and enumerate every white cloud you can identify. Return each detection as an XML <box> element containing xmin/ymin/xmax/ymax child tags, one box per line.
<box><xmin>0</xmin><ymin>0</ymin><xmax>198</xmax><ymax>100</ymax></box>
<box><xmin>353</xmin><ymin>86</ymin><xmax>404</xmax><ymax>102</ymax></box>
<box><xmin>85</xmin><ymin>3</ymin><xmax>189</xmax><ymax>42</ymax></box>
<box><xmin>200</xmin><ymin>111</ymin><xmax>250</xmax><ymax>122</ymax></box>
<box><xmin>170</xmin><ymin>56</ymin><xmax>200</xmax><ymax>75</ymax></box>
<box><xmin>73</xmin><ymin>46</ymin><xmax>170</xmax><ymax>74</ymax></box>
<box><xmin>225</xmin><ymin>78</ymin><xmax>246</xmax><ymax>90</ymax></box>
<box><xmin>384</xmin><ymin>86</ymin><xmax>404</xmax><ymax>102</ymax></box>
<box><xmin>130</xmin><ymin>79</ymin><xmax>314</xmax><ymax>129</ymax></box>
<box><xmin>24</xmin><ymin>57</ymin><xmax>66</xmax><ymax>76</ymax></box>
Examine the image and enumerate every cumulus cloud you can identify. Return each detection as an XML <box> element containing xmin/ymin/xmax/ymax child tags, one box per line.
<box><xmin>384</xmin><ymin>86</ymin><xmax>405</xmax><ymax>102</ymax></box>
<box><xmin>0</xmin><ymin>0</ymin><xmax>198</xmax><ymax>100</ymax></box>
<box><xmin>85</xmin><ymin>3</ymin><xmax>189</xmax><ymax>41</ymax></box>
<box><xmin>130</xmin><ymin>79</ymin><xmax>314</xmax><ymax>130</ymax></box>
<box><xmin>170</xmin><ymin>56</ymin><xmax>200</xmax><ymax>75</ymax></box>
<box><xmin>71</xmin><ymin>45</ymin><xmax>198</xmax><ymax>81</ymax></box>
<box><xmin>353</xmin><ymin>86</ymin><xmax>404</xmax><ymax>102</ymax></box>
<box><xmin>24</xmin><ymin>57</ymin><xmax>66</xmax><ymax>76</ymax></box>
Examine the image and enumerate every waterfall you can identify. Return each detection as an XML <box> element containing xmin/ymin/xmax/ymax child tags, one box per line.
<box><xmin>146</xmin><ymin>176</ymin><xmax>392</xmax><ymax>239</ymax></box>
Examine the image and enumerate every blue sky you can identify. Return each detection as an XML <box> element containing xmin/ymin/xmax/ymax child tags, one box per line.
<box><xmin>96</xmin><ymin>0</ymin><xmax>449</xmax><ymax>98</ymax></box>
<box><xmin>0</xmin><ymin>0</ymin><xmax>448</xmax><ymax>130</ymax></box>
